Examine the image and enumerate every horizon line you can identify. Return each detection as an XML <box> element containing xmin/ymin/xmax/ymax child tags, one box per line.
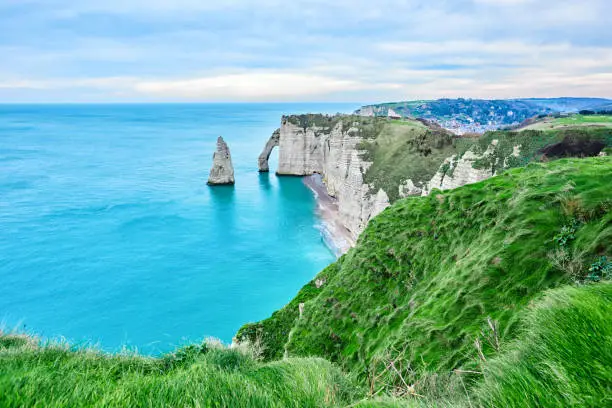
<box><xmin>0</xmin><ymin>96</ymin><xmax>610</xmax><ymax>106</ymax></box>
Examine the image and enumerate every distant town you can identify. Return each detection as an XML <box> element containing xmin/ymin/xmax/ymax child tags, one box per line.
<box><xmin>356</xmin><ymin>97</ymin><xmax>612</xmax><ymax>134</ymax></box>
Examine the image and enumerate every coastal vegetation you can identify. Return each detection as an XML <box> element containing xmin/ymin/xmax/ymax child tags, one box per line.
<box><xmin>0</xmin><ymin>335</ymin><xmax>360</xmax><ymax>407</ymax></box>
<box><xmin>357</xmin><ymin>119</ymin><xmax>612</xmax><ymax>203</ymax></box>
<box><xmin>521</xmin><ymin>114</ymin><xmax>612</xmax><ymax>131</ymax></box>
<box><xmin>356</xmin><ymin>98</ymin><xmax>612</xmax><ymax>133</ymax></box>
<box><xmin>238</xmin><ymin>156</ymin><xmax>612</xmax><ymax>406</ymax></box>
<box><xmin>358</xmin><ymin>119</ymin><xmax>456</xmax><ymax>202</ymax></box>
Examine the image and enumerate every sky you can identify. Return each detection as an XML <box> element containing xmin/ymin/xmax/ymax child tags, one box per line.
<box><xmin>0</xmin><ymin>0</ymin><xmax>611</xmax><ymax>103</ymax></box>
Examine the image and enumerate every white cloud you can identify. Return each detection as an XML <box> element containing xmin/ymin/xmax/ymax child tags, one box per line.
<box><xmin>133</xmin><ymin>72</ymin><xmax>401</xmax><ymax>101</ymax></box>
<box><xmin>0</xmin><ymin>72</ymin><xmax>401</xmax><ymax>101</ymax></box>
<box><xmin>0</xmin><ymin>0</ymin><xmax>610</xmax><ymax>101</ymax></box>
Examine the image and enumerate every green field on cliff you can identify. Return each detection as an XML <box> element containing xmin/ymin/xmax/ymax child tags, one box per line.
<box><xmin>521</xmin><ymin>114</ymin><xmax>612</xmax><ymax>131</ymax></box>
<box><xmin>284</xmin><ymin>114</ymin><xmax>461</xmax><ymax>202</ymax></box>
<box><xmin>2</xmin><ymin>157</ymin><xmax>611</xmax><ymax>407</ymax></box>
<box><xmin>238</xmin><ymin>156</ymin><xmax>612</xmax><ymax>406</ymax></box>
<box><xmin>358</xmin><ymin>119</ymin><xmax>457</xmax><ymax>202</ymax></box>
<box><xmin>359</xmin><ymin>121</ymin><xmax>612</xmax><ymax>202</ymax></box>
<box><xmin>0</xmin><ymin>336</ymin><xmax>361</xmax><ymax>407</ymax></box>
<box><xmin>3</xmin><ymin>282</ymin><xmax>610</xmax><ymax>407</ymax></box>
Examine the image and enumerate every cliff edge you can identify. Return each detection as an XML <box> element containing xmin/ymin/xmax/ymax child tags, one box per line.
<box><xmin>260</xmin><ymin>117</ymin><xmax>612</xmax><ymax>247</ymax></box>
<box><xmin>258</xmin><ymin>115</ymin><xmax>457</xmax><ymax>241</ymax></box>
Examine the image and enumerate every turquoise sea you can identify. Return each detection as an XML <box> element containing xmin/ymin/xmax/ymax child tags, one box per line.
<box><xmin>0</xmin><ymin>103</ymin><xmax>357</xmax><ymax>354</ymax></box>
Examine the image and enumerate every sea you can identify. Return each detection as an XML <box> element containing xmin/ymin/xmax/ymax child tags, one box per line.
<box><xmin>0</xmin><ymin>103</ymin><xmax>357</xmax><ymax>355</ymax></box>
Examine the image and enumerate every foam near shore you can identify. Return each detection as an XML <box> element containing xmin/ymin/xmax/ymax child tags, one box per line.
<box><xmin>303</xmin><ymin>174</ymin><xmax>354</xmax><ymax>257</ymax></box>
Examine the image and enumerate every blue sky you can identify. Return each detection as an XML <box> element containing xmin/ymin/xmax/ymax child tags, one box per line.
<box><xmin>0</xmin><ymin>0</ymin><xmax>611</xmax><ymax>102</ymax></box>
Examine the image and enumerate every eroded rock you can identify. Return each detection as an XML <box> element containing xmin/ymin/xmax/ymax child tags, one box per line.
<box><xmin>258</xmin><ymin>129</ymin><xmax>280</xmax><ymax>172</ymax></box>
<box><xmin>207</xmin><ymin>136</ymin><xmax>235</xmax><ymax>185</ymax></box>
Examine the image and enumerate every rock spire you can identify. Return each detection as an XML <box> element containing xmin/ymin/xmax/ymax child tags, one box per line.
<box><xmin>207</xmin><ymin>136</ymin><xmax>235</xmax><ymax>185</ymax></box>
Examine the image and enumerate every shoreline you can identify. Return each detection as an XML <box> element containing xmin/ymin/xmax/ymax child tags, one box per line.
<box><xmin>302</xmin><ymin>174</ymin><xmax>355</xmax><ymax>257</ymax></box>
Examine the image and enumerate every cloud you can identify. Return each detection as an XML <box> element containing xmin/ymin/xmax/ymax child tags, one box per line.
<box><xmin>0</xmin><ymin>0</ymin><xmax>610</xmax><ymax>102</ymax></box>
<box><xmin>133</xmin><ymin>73</ymin><xmax>368</xmax><ymax>100</ymax></box>
<box><xmin>0</xmin><ymin>71</ymin><xmax>401</xmax><ymax>101</ymax></box>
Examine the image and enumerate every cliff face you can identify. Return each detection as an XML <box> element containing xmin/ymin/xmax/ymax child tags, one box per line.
<box><xmin>421</xmin><ymin>140</ymin><xmax>520</xmax><ymax>195</ymax></box>
<box><xmin>263</xmin><ymin>117</ymin><xmax>530</xmax><ymax>244</ymax></box>
<box><xmin>268</xmin><ymin>117</ymin><xmax>389</xmax><ymax>241</ymax></box>
<box><xmin>257</xmin><ymin>129</ymin><xmax>280</xmax><ymax>172</ymax></box>
<box><xmin>207</xmin><ymin>136</ymin><xmax>235</xmax><ymax>185</ymax></box>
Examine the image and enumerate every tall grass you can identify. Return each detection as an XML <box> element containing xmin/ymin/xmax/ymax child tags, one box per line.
<box><xmin>475</xmin><ymin>283</ymin><xmax>612</xmax><ymax>407</ymax></box>
<box><xmin>239</xmin><ymin>157</ymin><xmax>612</xmax><ymax>395</ymax></box>
<box><xmin>0</xmin><ymin>336</ymin><xmax>360</xmax><ymax>407</ymax></box>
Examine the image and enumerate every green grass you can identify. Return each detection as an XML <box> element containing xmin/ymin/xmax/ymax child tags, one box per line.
<box><xmin>237</xmin><ymin>262</ymin><xmax>344</xmax><ymax>361</ymax></box>
<box><xmin>360</xmin><ymin>122</ymin><xmax>612</xmax><ymax>203</ymax></box>
<box><xmin>475</xmin><ymin>283</ymin><xmax>612</xmax><ymax>407</ymax></box>
<box><xmin>352</xmin><ymin>284</ymin><xmax>612</xmax><ymax>408</ymax></box>
<box><xmin>558</xmin><ymin>114</ymin><xmax>612</xmax><ymax>124</ymax></box>
<box><xmin>0</xmin><ymin>337</ymin><xmax>361</xmax><ymax>407</ymax></box>
<box><xmin>358</xmin><ymin>121</ymin><xmax>456</xmax><ymax>202</ymax></box>
<box><xmin>522</xmin><ymin>114</ymin><xmax>612</xmax><ymax>130</ymax></box>
<box><xmin>457</xmin><ymin>128</ymin><xmax>612</xmax><ymax>169</ymax></box>
<box><xmin>7</xmin><ymin>282</ymin><xmax>607</xmax><ymax>407</ymax></box>
<box><xmin>238</xmin><ymin>157</ymin><xmax>612</xmax><ymax>397</ymax></box>
<box><xmin>282</xmin><ymin>115</ymin><xmax>612</xmax><ymax>205</ymax></box>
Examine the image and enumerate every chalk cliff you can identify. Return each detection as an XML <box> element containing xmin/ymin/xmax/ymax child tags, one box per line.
<box><xmin>207</xmin><ymin>136</ymin><xmax>235</xmax><ymax>185</ymax></box>
<box><xmin>261</xmin><ymin>116</ymin><xmax>526</xmax><ymax>245</ymax></box>
<box><xmin>261</xmin><ymin>116</ymin><xmax>389</xmax><ymax>241</ymax></box>
<box><xmin>421</xmin><ymin>140</ymin><xmax>522</xmax><ymax>195</ymax></box>
<box><xmin>258</xmin><ymin>129</ymin><xmax>280</xmax><ymax>172</ymax></box>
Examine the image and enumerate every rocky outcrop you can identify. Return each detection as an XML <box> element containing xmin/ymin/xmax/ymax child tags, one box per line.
<box><xmin>272</xmin><ymin>116</ymin><xmax>389</xmax><ymax>241</ymax></box>
<box><xmin>207</xmin><ymin>136</ymin><xmax>235</xmax><ymax>185</ymax></box>
<box><xmin>422</xmin><ymin>140</ymin><xmax>521</xmax><ymax>195</ymax></box>
<box><xmin>258</xmin><ymin>129</ymin><xmax>280</xmax><ymax>172</ymax></box>
<box><xmin>268</xmin><ymin>116</ymin><xmax>528</xmax><ymax>245</ymax></box>
<box><xmin>398</xmin><ymin>179</ymin><xmax>423</xmax><ymax>198</ymax></box>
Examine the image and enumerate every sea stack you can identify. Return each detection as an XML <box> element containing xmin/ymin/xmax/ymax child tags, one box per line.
<box><xmin>207</xmin><ymin>136</ymin><xmax>235</xmax><ymax>185</ymax></box>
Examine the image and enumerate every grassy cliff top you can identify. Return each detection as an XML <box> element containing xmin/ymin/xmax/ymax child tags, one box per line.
<box><xmin>4</xmin><ymin>283</ymin><xmax>609</xmax><ymax>407</ymax></box>
<box><xmin>520</xmin><ymin>114</ymin><xmax>612</xmax><ymax>131</ymax></box>
<box><xmin>238</xmin><ymin>156</ymin><xmax>612</xmax><ymax>401</ymax></box>
<box><xmin>282</xmin><ymin>114</ymin><xmax>612</xmax><ymax>204</ymax></box>
<box><xmin>0</xmin><ymin>336</ymin><xmax>360</xmax><ymax>407</ymax></box>
<box><xmin>358</xmin><ymin>120</ymin><xmax>455</xmax><ymax>201</ymax></box>
<box><xmin>280</xmin><ymin>114</ymin><xmax>455</xmax><ymax>202</ymax></box>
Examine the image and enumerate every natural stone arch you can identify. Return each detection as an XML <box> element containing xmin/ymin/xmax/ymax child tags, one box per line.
<box><xmin>257</xmin><ymin>128</ymin><xmax>280</xmax><ymax>172</ymax></box>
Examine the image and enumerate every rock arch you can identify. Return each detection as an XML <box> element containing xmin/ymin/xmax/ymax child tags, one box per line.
<box><xmin>257</xmin><ymin>128</ymin><xmax>280</xmax><ymax>172</ymax></box>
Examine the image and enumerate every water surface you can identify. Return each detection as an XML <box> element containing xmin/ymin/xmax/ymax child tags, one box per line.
<box><xmin>0</xmin><ymin>103</ymin><xmax>356</xmax><ymax>354</ymax></box>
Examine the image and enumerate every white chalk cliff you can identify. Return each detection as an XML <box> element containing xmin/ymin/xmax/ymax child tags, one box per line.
<box><xmin>421</xmin><ymin>140</ymin><xmax>521</xmax><ymax>195</ymax></box>
<box><xmin>207</xmin><ymin>136</ymin><xmax>235</xmax><ymax>185</ymax></box>
<box><xmin>258</xmin><ymin>129</ymin><xmax>280</xmax><ymax>172</ymax></box>
<box><xmin>259</xmin><ymin>117</ymin><xmax>389</xmax><ymax>241</ymax></box>
<box><xmin>260</xmin><ymin>116</ymin><xmax>523</xmax><ymax>246</ymax></box>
